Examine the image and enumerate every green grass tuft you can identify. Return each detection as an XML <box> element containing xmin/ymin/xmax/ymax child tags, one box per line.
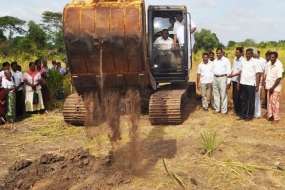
<box><xmin>200</xmin><ymin>131</ymin><xmax>222</xmax><ymax>156</ymax></box>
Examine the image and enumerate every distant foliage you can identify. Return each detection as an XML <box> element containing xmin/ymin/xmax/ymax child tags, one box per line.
<box><xmin>40</xmin><ymin>11</ymin><xmax>64</xmax><ymax>53</ymax></box>
<box><xmin>240</xmin><ymin>38</ymin><xmax>256</xmax><ymax>47</ymax></box>
<box><xmin>225</xmin><ymin>39</ymin><xmax>285</xmax><ymax>51</ymax></box>
<box><xmin>193</xmin><ymin>29</ymin><xmax>220</xmax><ymax>53</ymax></box>
<box><xmin>0</xmin><ymin>16</ymin><xmax>26</xmax><ymax>35</ymax></box>
<box><xmin>0</xmin><ymin>11</ymin><xmax>65</xmax><ymax>62</ymax></box>
<box><xmin>227</xmin><ymin>41</ymin><xmax>236</xmax><ymax>48</ymax></box>
<box><xmin>27</xmin><ymin>21</ymin><xmax>47</xmax><ymax>51</ymax></box>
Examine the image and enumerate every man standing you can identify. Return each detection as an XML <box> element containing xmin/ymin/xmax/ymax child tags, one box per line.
<box><xmin>173</xmin><ymin>12</ymin><xmax>196</xmax><ymax>50</ymax></box>
<box><xmin>237</xmin><ymin>48</ymin><xmax>261</xmax><ymax>121</ymax></box>
<box><xmin>51</xmin><ymin>60</ymin><xmax>57</xmax><ymax>70</ymax></box>
<box><xmin>265</xmin><ymin>52</ymin><xmax>283</xmax><ymax>124</ymax></box>
<box><xmin>167</xmin><ymin>17</ymin><xmax>176</xmax><ymax>39</ymax></box>
<box><xmin>168</xmin><ymin>17</ymin><xmax>176</xmax><ymax>32</ymax></box>
<box><xmin>11</xmin><ymin>62</ymin><xmax>24</xmax><ymax>117</ymax></box>
<box><xmin>227</xmin><ymin>47</ymin><xmax>244</xmax><ymax>115</ymax></box>
<box><xmin>212</xmin><ymin>48</ymin><xmax>231</xmax><ymax>114</ymax></box>
<box><xmin>262</xmin><ymin>50</ymin><xmax>272</xmax><ymax>108</ymax></box>
<box><xmin>208</xmin><ymin>51</ymin><xmax>215</xmax><ymax>108</ymax></box>
<box><xmin>173</xmin><ymin>12</ymin><xmax>196</xmax><ymax>70</ymax></box>
<box><xmin>209</xmin><ymin>52</ymin><xmax>215</xmax><ymax>62</ymax></box>
<box><xmin>254</xmin><ymin>50</ymin><xmax>266</xmax><ymax>118</ymax></box>
<box><xmin>197</xmin><ymin>53</ymin><xmax>214</xmax><ymax>111</ymax></box>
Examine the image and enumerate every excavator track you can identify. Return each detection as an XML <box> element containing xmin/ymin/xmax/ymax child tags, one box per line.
<box><xmin>62</xmin><ymin>94</ymin><xmax>87</xmax><ymax>126</ymax></box>
<box><xmin>149</xmin><ymin>82</ymin><xmax>194</xmax><ymax>125</ymax></box>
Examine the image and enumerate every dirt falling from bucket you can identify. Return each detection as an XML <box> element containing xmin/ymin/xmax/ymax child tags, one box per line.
<box><xmin>126</xmin><ymin>87</ymin><xmax>141</xmax><ymax>172</ymax></box>
<box><xmin>104</xmin><ymin>88</ymin><xmax>121</xmax><ymax>143</ymax></box>
<box><xmin>102</xmin><ymin>87</ymin><xmax>142</xmax><ymax>173</ymax></box>
<box><xmin>83</xmin><ymin>86</ymin><xmax>141</xmax><ymax>173</ymax></box>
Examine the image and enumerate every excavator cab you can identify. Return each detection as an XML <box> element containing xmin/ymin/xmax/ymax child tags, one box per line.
<box><xmin>148</xmin><ymin>6</ymin><xmax>191</xmax><ymax>83</ymax></box>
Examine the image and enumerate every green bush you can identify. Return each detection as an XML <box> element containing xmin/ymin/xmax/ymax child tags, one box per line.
<box><xmin>46</xmin><ymin>68</ymin><xmax>71</xmax><ymax>109</ymax></box>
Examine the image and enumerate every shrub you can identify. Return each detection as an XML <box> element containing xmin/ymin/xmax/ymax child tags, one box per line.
<box><xmin>46</xmin><ymin>68</ymin><xmax>71</xmax><ymax>109</ymax></box>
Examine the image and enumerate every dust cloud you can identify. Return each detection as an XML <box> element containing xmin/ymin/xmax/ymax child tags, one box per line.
<box><xmin>84</xmin><ymin>87</ymin><xmax>141</xmax><ymax>173</ymax></box>
<box><xmin>126</xmin><ymin>87</ymin><xmax>141</xmax><ymax>172</ymax></box>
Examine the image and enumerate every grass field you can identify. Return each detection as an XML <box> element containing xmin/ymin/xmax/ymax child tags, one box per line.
<box><xmin>0</xmin><ymin>48</ymin><xmax>285</xmax><ymax>189</ymax></box>
<box><xmin>1</xmin><ymin>99</ymin><xmax>285</xmax><ymax>189</ymax></box>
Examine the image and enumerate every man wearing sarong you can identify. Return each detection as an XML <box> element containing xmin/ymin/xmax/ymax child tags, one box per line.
<box><xmin>265</xmin><ymin>51</ymin><xmax>283</xmax><ymax>124</ymax></box>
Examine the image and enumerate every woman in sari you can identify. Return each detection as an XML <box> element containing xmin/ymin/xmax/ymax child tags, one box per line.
<box><xmin>23</xmin><ymin>62</ymin><xmax>45</xmax><ymax>112</ymax></box>
<box><xmin>2</xmin><ymin>70</ymin><xmax>16</xmax><ymax>123</ymax></box>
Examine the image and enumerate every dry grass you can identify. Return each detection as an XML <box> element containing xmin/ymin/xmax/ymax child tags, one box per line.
<box><xmin>0</xmin><ymin>100</ymin><xmax>285</xmax><ymax>189</ymax></box>
<box><xmin>1</xmin><ymin>51</ymin><xmax>285</xmax><ymax>189</ymax></box>
<box><xmin>65</xmin><ymin>108</ymin><xmax>285</xmax><ymax>189</ymax></box>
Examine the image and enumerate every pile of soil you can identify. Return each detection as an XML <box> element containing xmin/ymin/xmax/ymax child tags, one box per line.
<box><xmin>2</xmin><ymin>148</ymin><xmax>129</xmax><ymax>190</ymax></box>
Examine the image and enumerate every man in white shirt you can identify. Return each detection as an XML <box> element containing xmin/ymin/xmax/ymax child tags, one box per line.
<box><xmin>227</xmin><ymin>47</ymin><xmax>244</xmax><ymax>115</ymax></box>
<box><xmin>212</xmin><ymin>48</ymin><xmax>231</xmax><ymax>114</ymax></box>
<box><xmin>153</xmin><ymin>29</ymin><xmax>174</xmax><ymax>50</ymax></box>
<box><xmin>254</xmin><ymin>50</ymin><xmax>266</xmax><ymax>118</ymax></box>
<box><xmin>11</xmin><ymin>62</ymin><xmax>24</xmax><ymax>116</ymax></box>
<box><xmin>168</xmin><ymin>17</ymin><xmax>176</xmax><ymax>32</ymax></box>
<box><xmin>173</xmin><ymin>12</ymin><xmax>196</xmax><ymax>69</ymax></box>
<box><xmin>197</xmin><ymin>53</ymin><xmax>214</xmax><ymax>111</ymax></box>
<box><xmin>173</xmin><ymin>12</ymin><xmax>196</xmax><ymax>49</ymax></box>
<box><xmin>209</xmin><ymin>51</ymin><xmax>215</xmax><ymax>62</ymax></box>
<box><xmin>265</xmin><ymin>51</ymin><xmax>283</xmax><ymax>124</ymax></box>
<box><xmin>237</xmin><ymin>48</ymin><xmax>261</xmax><ymax>121</ymax></box>
<box><xmin>261</xmin><ymin>50</ymin><xmax>272</xmax><ymax>108</ymax></box>
<box><xmin>208</xmin><ymin>51</ymin><xmax>215</xmax><ymax>108</ymax></box>
<box><xmin>153</xmin><ymin>29</ymin><xmax>176</xmax><ymax>69</ymax></box>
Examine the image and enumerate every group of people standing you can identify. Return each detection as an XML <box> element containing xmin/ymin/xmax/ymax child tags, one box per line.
<box><xmin>197</xmin><ymin>47</ymin><xmax>283</xmax><ymax>123</ymax></box>
<box><xmin>0</xmin><ymin>60</ymin><xmax>66</xmax><ymax>124</ymax></box>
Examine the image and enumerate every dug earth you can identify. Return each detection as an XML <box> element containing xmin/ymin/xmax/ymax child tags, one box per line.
<box><xmin>3</xmin><ymin>148</ymin><xmax>130</xmax><ymax>190</ymax></box>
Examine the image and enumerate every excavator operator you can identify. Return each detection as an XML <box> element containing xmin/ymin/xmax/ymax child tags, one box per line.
<box><xmin>153</xmin><ymin>29</ymin><xmax>176</xmax><ymax>69</ymax></box>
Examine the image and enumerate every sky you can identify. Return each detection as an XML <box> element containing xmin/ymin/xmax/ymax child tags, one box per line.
<box><xmin>0</xmin><ymin>0</ymin><xmax>284</xmax><ymax>45</ymax></box>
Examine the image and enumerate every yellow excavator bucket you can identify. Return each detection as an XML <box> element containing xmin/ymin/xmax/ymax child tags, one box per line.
<box><xmin>63</xmin><ymin>0</ymin><xmax>150</xmax><ymax>93</ymax></box>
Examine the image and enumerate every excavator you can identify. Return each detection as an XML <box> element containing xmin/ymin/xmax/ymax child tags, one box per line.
<box><xmin>62</xmin><ymin>0</ymin><xmax>195</xmax><ymax>125</ymax></box>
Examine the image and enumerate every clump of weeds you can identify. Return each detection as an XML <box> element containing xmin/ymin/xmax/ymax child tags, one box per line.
<box><xmin>199</xmin><ymin>131</ymin><xmax>223</xmax><ymax>156</ymax></box>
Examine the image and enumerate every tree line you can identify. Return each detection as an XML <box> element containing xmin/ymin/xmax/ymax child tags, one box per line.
<box><xmin>0</xmin><ymin>11</ymin><xmax>65</xmax><ymax>62</ymax></box>
<box><xmin>194</xmin><ymin>29</ymin><xmax>285</xmax><ymax>53</ymax></box>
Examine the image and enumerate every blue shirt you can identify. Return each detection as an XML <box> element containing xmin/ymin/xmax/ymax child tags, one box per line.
<box><xmin>231</xmin><ymin>56</ymin><xmax>244</xmax><ymax>82</ymax></box>
<box><xmin>59</xmin><ymin>68</ymin><xmax>66</xmax><ymax>74</ymax></box>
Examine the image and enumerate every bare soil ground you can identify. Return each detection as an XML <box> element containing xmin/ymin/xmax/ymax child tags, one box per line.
<box><xmin>0</xmin><ymin>92</ymin><xmax>285</xmax><ymax>189</ymax></box>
